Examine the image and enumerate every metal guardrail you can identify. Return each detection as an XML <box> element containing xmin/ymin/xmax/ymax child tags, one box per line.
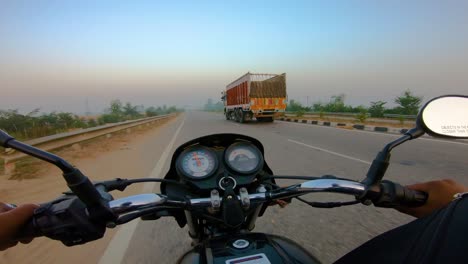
<box><xmin>285</xmin><ymin>111</ymin><xmax>417</xmax><ymax>119</ymax></box>
<box><xmin>383</xmin><ymin>114</ymin><xmax>417</xmax><ymax>119</ymax></box>
<box><xmin>21</xmin><ymin>114</ymin><xmax>174</xmax><ymax>147</ymax></box>
<box><xmin>284</xmin><ymin>112</ymin><xmax>416</xmax><ymax>125</ymax></box>
<box><xmin>1</xmin><ymin>113</ymin><xmax>176</xmax><ymax>176</ymax></box>
<box><xmin>285</xmin><ymin>111</ymin><xmax>359</xmax><ymax>117</ymax></box>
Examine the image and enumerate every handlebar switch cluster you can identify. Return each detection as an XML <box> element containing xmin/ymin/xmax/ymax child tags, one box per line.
<box><xmin>31</xmin><ymin>197</ymin><xmax>107</xmax><ymax>246</ymax></box>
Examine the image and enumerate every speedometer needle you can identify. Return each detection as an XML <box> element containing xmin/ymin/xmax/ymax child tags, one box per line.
<box><xmin>193</xmin><ymin>152</ymin><xmax>202</xmax><ymax>167</ymax></box>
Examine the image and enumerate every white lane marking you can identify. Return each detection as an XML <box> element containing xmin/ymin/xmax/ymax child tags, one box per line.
<box><xmin>279</xmin><ymin>120</ymin><xmax>468</xmax><ymax>146</ymax></box>
<box><xmin>99</xmin><ymin>118</ymin><xmax>185</xmax><ymax>264</ymax></box>
<box><xmin>288</xmin><ymin>139</ymin><xmax>372</xmax><ymax>165</ymax></box>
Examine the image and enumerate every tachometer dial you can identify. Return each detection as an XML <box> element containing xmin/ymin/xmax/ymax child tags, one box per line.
<box><xmin>177</xmin><ymin>148</ymin><xmax>218</xmax><ymax>179</ymax></box>
<box><xmin>225</xmin><ymin>143</ymin><xmax>263</xmax><ymax>174</ymax></box>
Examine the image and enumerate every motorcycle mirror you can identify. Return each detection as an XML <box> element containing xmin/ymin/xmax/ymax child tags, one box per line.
<box><xmin>417</xmin><ymin>95</ymin><xmax>468</xmax><ymax>139</ymax></box>
<box><xmin>362</xmin><ymin>95</ymin><xmax>467</xmax><ymax>186</ymax></box>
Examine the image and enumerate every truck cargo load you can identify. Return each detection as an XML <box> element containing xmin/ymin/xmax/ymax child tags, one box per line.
<box><xmin>222</xmin><ymin>72</ymin><xmax>287</xmax><ymax>123</ymax></box>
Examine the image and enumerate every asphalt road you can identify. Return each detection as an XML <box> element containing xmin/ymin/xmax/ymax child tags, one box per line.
<box><xmin>108</xmin><ymin>111</ymin><xmax>468</xmax><ymax>264</ymax></box>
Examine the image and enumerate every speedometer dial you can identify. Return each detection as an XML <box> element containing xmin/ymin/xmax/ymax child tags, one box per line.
<box><xmin>177</xmin><ymin>148</ymin><xmax>218</xmax><ymax>179</ymax></box>
<box><xmin>225</xmin><ymin>142</ymin><xmax>263</xmax><ymax>174</ymax></box>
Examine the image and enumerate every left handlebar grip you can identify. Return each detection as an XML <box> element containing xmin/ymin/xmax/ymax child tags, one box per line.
<box><xmin>14</xmin><ymin>216</ymin><xmax>43</xmax><ymax>241</ymax></box>
<box><xmin>14</xmin><ymin>197</ymin><xmax>107</xmax><ymax>246</ymax></box>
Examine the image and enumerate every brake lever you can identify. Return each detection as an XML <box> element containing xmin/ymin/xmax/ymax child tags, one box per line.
<box><xmin>93</xmin><ymin>178</ymin><xmax>129</xmax><ymax>192</ymax></box>
<box><xmin>62</xmin><ymin>184</ymin><xmax>114</xmax><ymax>203</ymax></box>
<box><xmin>62</xmin><ymin>178</ymin><xmax>129</xmax><ymax>194</ymax></box>
<box><xmin>116</xmin><ymin>206</ymin><xmax>181</xmax><ymax>225</ymax></box>
<box><xmin>295</xmin><ymin>197</ymin><xmax>360</xmax><ymax>208</ymax></box>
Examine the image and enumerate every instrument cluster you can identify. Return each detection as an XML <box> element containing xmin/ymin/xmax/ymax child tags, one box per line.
<box><xmin>175</xmin><ymin>141</ymin><xmax>264</xmax><ymax>190</ymax></box>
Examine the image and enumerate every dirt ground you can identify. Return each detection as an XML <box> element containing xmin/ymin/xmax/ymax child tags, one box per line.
<box><xmin>0</xmin><ymin>116</ymin><xmax>177</xmax><ymax>264</ymax></box>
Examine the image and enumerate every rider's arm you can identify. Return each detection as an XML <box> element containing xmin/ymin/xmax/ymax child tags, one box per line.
<box><xmin>397</xmin><ymin>179</ymin><xmax>468</xmax><ymax>218</ymax></box>
<box><xmin>339</xmin><ymin>179</ymin><xmax>468</xmax><ymax>263</ymax></box>
<box><xmin>0</xmin><ymin>202</ymin><xmax>38</xmax><ymax>251</ymax></box>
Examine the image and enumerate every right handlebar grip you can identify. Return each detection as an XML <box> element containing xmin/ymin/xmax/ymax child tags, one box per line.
<box><xmin>372</xmin><ymin>180</ymin><xmax>428</xmax><ymax>208</ymax></box>
<box><xmin>401</xmin><ymin>187</ymin><xmax>428</xmax><ymax>207</ymax></box>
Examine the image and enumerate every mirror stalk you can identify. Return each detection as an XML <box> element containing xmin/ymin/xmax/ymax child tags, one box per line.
<box><xmin>362</xmin><ymin>126</ymin><xmax>425</xmax><ymax>187</ymax></box>
<box><xmin>361</xmin><ymin>150</ymin><xmax>391</xmax><ymax>186</ymax></box>
<box><xmin>6</xmin><ymin>139</ymin><xmax>76</xmax><ymax>173</ymax></box>
<box><xmin>404</xmin><ymin>127</ymin><xmax>425</xmax><ymax>140</ymax></box>
<box><xmin>0</xmin><ymin>130</ymin><xmax>115</xmax><ymax>222</ymax></box>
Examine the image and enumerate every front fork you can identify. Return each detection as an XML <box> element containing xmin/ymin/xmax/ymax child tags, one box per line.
<box><xmin>184</xmin><ymin>210</ymin><xmax>200</xmax><ymax>245</ymax></box>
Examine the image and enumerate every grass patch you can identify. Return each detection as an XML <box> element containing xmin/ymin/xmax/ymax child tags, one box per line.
<box><xmin>8</xmin><ymin>156</ymin><xmax>44</xmax><ymax>180</ymax></box>
<box><xmin>2</xmin><ymin>115</ymin><xmax>175</xmax><ymax>180</ymax></box>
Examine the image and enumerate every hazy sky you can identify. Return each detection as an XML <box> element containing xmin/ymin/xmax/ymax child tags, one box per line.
<box><xmin>1</xmin><ymin>1</ymin><xmax>468</xmax><ymax>113</ymax></box>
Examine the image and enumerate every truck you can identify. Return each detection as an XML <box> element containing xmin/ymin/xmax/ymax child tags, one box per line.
<box><xmin>222</xmin><ymin>72</ymin><xmax>287</xmax><ymax>123</ymax></box>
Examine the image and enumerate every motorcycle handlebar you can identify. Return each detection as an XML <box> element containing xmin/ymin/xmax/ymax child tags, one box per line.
<box><xmin>108</xmin><ymin>179</ymin><xmax>427</xmax><ymax>212</ymax></box>
<box><xmin>13</xmin><ymin>178</ymin><xmax>427</xmax><ymax>244</ymax></box>
<box><xmin>182</xmin><ymin>179</ymin><xmax>428</xmax><ymax>209</ymax></box>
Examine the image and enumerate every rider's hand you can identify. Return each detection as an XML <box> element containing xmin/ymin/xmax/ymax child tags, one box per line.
<box><xmin>397</xmin><ymin>179</ymin><xmax>468</xmax><ymax>218</ymax></box>
<box><xmin>0</xmin><ymin>202</ymin><xmax>39</xmax><ymax>251</ymax></box>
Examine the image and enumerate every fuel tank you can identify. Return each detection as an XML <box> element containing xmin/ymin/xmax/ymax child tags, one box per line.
<box><xmin>178</xmin><ymin>232</ymin><xmax>320</xmax><ymax>264</ymax></box>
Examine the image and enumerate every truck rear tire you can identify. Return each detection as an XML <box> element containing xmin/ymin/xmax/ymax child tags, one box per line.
<box><xmin>234</xmin><ymin>109</ymin><xmax>240</xmax><ymax>122</ymax></box>
<box><xmin>225</xmin><ymin>111</ymin><xmax>230</xmax><ymax>120</ymax></box>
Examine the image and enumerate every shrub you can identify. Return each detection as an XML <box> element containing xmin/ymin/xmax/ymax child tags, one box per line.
<box><xmin>295</xmin><ymin>110</ymin><xmax>305</xmax><ymax>117</ymax></box>
<box><xmin>355</xmin><ymin>106</ymin><xmax>369</xmax><ymax>123</ymax></box>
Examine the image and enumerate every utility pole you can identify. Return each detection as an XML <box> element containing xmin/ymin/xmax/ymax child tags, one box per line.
<box><xmin>306</xmin><ymin>96</ymin><xmax>309</xmax><ymax>106</ymax></box>
<box><xmin>85</xmin><ymin>97</ymin><xmax>90</xmax><ymax>117</ymax></box>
